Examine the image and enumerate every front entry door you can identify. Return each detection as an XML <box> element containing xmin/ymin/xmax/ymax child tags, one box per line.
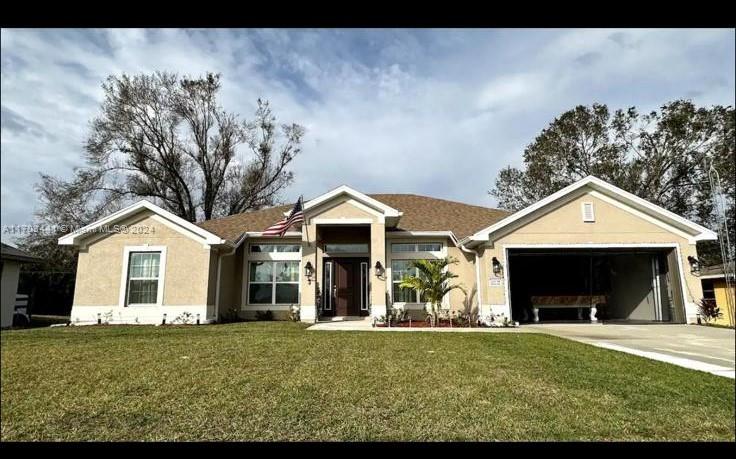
<box><xmin>335</xmin><ymin>259</ymin><xmax>356</xmax><ymax>316</ymax></box>
<box><xmin>323</xmin><ymin>258</ymin><xmax>369</xmax><ymax>317</ymax></box>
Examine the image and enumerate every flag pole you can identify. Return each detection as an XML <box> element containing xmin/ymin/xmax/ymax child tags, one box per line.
<box><xmin>299</xmin><ymin>195</ymin><xmax>307</xmax><ymax>245</ymax></box>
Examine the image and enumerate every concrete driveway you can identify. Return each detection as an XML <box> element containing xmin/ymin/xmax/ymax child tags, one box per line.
<box><xmin>526</xmin><ymin>323</ymin><xmax>735</xmax><ymax>379</ymax></box>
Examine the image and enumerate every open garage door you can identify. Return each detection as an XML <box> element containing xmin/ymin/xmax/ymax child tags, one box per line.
<box><xmin>507</xmin><ymin>247</ymin><xmax>686</xmax><ymax>324</ymax></box>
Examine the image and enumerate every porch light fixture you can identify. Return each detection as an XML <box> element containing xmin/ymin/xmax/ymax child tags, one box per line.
<box><xmin>304</xmin><ymin>261</ymin><xmax>314</xmax><ymax>284</ymax></box>
<box><xmin>687</xmin><ymin>256</ymin><xmax>701</xmax><ymax>275</ymax></box>
<box><xmin>492</xmin><ymin>257</ymin><xmax>503</xmax><ymax>277</ymax></box>
<box><xmin>374</xmin><ymin>261</ymin><xmax>385</xmax><ymax>278</ymax></box>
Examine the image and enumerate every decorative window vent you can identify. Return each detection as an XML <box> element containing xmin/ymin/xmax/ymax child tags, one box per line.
<box><xmin>581</xmin><ymin>202</ymin><xmax>595</xmax><ymax>222</ymax></box>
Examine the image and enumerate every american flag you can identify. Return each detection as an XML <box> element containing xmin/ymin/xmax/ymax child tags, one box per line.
<box><xmin>262</xmin><ymin>197</ymin><xmax>304</xmax><ymax>237</ymax></box>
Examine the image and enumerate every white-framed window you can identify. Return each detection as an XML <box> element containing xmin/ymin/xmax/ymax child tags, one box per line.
<box><xmin>323</xmin><ymin>261</ymin><xmax>333</xmax><ymax>311</ymax></box>
<box><xmin>391</xmin><ymin>259</ymin><xmax>429</xmax><ymax>303</ymax></box>
<box><xmin>324</xmin><ymin>243</ymin><xmax>369</xmax><ymax>254</ymax></box>
<box><xmin>244</xmin><ymin>241</ymin><xmax>301</xmax><ymax>307</ymax></box>
<box><xmin>360</xmin><ymin>262</ymin><xmax>369</xmax><ymax>311</ymax></box>
<box><xmin>119</xmin><ymin>246</ymin><xmax>167</xmax><ymax>307</ymax></box>
<box><xmin>392</xmin><ymin>242</ymin><xmax>442</xmax><ymax>253</ymax></box>
<box><xmin>127</xmin><ymin>252</ymin><xmax>161</xmax><ymax>305</ymax></box>
<box><xmin>389</xmin><ymin>240</ymin><xmax>449</xmax><ymax>308</ymax></box>
<box><xmin>250</xmin><ymin>243</ymin><xmax>301</xmax><ymax>253</ymax></box>
<box><xmin>248</xmin><ymin>261</ymin><xmax>300</xmax><ymax>305</ymax></box>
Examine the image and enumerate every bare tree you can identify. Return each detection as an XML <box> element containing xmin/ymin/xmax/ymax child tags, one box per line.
<box><xmin>85</xmin><ymin>71</ymin><xmax>304</xmax><ymax>221</ymax></box>
<box><xmin>16</xmin><ymin>72</ymin><xmax>304</xmax><ymax>315</ymax></box>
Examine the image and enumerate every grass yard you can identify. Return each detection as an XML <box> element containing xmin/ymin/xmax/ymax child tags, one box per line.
<box><xmin>1</xmin><ymin>322</ymin><xmax>734</xmax><ymax>441</ymax></box>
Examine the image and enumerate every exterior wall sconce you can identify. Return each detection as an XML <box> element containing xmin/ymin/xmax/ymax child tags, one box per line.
<box><xmin>687</xmin><ymin>256</ymin><xmax>701</xmax><ymax>274</ymax></box>
<box><xmin>374</xmin><ymin>261</ymin><xmax>385</xmax><ymax>277</ymax></box>
<box><xmin>492</xmin><ymin>257</ymin><xmax>503</xmax><ymax>277</ymax></box>
<box><xmin>304</xmin><ymin>261</ymin><xmax>314</xmax><ymax>284</ymax></box>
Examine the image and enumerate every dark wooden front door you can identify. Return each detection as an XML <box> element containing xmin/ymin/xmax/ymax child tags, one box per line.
<box><xmin>323</xmin><ymin>257</ymin><xmax>369</xmax><ymax>316</ymax></box>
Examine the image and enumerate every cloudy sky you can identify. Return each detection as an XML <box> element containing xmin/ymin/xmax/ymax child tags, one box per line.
<box><xmin>1</xmin><ymin>28</ymin><xmax>734</xmax><ymax>242</ymax></box>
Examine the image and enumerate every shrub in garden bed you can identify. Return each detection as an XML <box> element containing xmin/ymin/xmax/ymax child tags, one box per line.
<box><xmin>374</xmin><ymin>311</ymin><xmax>519</xmax><ymax>328</ymax></box>
<box><xmin>255</xmin><ymin>310</ymin><xmax>274</xmax><ymax>321</ymax></box>
<box><xmin>375</xmin><ymin>312</ymin><xmax>487</xmax><ymax>328</ymax></box>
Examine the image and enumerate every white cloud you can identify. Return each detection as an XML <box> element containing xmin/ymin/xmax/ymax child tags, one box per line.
<box><xmin>477</xmin><ymin>72</ymin><xmax>549</xmax><ymax>111</ymax></box>
<box><xmin>1</xmin><ymin>28</ymin><xmax>734</xmax><ymax>243</ymax></box>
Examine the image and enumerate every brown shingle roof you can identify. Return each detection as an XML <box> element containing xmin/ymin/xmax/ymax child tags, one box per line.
<box><xmin>198</xmin><ymin>204</ymin><xmax>293</xmax><ymax>242</ymax></box>
<box><xmin>370</xmin><ymin>194</ymin><xmax>510</xmax><ymax>240</ymax></box>
<box><xmin>197</xmin><ymin>194</ymin><xmax>510</xmax><ymax>243</ymax></box>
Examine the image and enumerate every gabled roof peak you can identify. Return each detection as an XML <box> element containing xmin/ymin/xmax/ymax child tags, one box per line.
<box><xmin>301</xmin><ymin>184</ymin><xmax>402</xmax><ymax>218</ymax></box>
<box><xmin>466</xmin><ymin>175</ymin><xmax>717</xmax><ymax>245</ymax></box>
<box><xmin>58</xmin><ymin>200</ymin><xmax>227</xmax><ymax>247</ymax></box>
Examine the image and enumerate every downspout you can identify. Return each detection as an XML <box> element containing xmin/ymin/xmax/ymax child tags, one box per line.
<box><xmin>455</xmin><ymin>234</ymin><xmax>483</xmax><ymax>317</ymax></box>
<box><xmin>215</xmin><ymin>232</ymin><xmax>248</xmax><ymax>320</ymax></box>
<box><xmin>474</xmin><ymin>251</ymin><xmax>483</xmax><ymax>315</ymax></box>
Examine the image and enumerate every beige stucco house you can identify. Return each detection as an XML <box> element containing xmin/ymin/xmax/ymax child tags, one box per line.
<box><xmin>59</xmin><ymin>176</ymin><xmax>717</xmax><ymax>326</ymax></box>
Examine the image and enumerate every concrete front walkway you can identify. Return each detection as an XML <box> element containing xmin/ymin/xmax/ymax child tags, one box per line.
<box><xmin>306</xmin><ymin>317</ymin><xmax>375</xmax><ymax>331</ymax></box>
<box><xmin>526</xmin><ymin>323</ymin><xmax>735</xmax><ymax>379</ymax></box>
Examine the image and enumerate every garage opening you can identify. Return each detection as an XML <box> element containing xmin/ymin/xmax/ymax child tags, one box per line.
<box><xmin>507</xmin><ymin>247</ymin><xmax>686</xmax><ymax>324</ymax></box>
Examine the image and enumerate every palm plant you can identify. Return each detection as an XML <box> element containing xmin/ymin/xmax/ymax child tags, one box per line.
<box><xmin>398</xmin><ymin>257</ymin><xmax>466</xmax><ymax>326</ymax></box>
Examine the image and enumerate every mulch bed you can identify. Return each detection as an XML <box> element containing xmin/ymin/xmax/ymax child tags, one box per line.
<box><xmin>375</xmin><ymin>320</ymin><xmax>484</xmax><ymax>328</ymax></box>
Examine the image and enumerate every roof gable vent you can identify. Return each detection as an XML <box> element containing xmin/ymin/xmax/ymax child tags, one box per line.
<box><xmin>581</xmin><ymin>202</ymin><xmax>595</xmax><ymax>222</ymax></box>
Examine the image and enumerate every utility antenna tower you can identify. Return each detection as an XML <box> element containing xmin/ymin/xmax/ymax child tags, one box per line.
<box><xmin>706</xmin><ymin>160</ymin><xmax>735</xmax><ymax>327</ymax></box>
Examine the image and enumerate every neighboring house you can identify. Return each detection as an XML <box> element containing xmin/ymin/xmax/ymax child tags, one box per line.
<box><xmin>59</xmin><ymin>176</ymin><xmax>717</xmax><ymax>326</ymax></box>
<box><xmin>699</xmin><ymin>263</ymin><xmax>736</xmax><ymax>327</ymax></box>
<box><xmin>1</xmin><ymin>243</ymin><xmax>41</xmax><ymax>328</ymax></box>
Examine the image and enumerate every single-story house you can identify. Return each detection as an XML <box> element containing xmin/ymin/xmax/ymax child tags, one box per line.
<box><xmin>699</xmin><ymin>263</ymin><xmax>735</xmax><ymax>327</ymax></box>
<box><xmin>1</xmin><ymin>243</ymin><xmax>41</xmax><ymax>328</ymax></box>
<box><xmin>59</xmin><ymin>176</ymin><xmax>717</xmax><ymax>326</ymax></box>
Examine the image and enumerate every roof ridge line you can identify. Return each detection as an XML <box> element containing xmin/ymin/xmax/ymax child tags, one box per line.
<box><xmin>368</xmin><ymin>193</ymin><xmax>508</xmax><ymax>213</ymax></box>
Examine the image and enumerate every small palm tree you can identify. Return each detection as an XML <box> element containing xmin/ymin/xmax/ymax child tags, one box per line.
<box><xmin>398</xmin><ymin>257</ymin><xmax>466</xmax><ymax>326</ymax></box>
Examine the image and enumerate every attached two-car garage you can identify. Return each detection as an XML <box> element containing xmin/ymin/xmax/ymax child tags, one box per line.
<box><xmin>467</xmin><ymin>177</ymin><xmax>715</xmax><ymax>325</ymax></box>
<box><xmin>507</xmin><ymin>246</ymin><xmax>687</xmax><ymax>324</ymax></box>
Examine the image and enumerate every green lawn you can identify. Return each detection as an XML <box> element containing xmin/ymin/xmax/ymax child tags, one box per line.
<box><xmin>1</xmin><ymin>322</ymin><xmax>734</xmax><ymax>441</ymax></box>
